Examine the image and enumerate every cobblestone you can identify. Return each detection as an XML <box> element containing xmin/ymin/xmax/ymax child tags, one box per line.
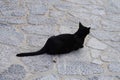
<box><xmin>108</xmin><ymin>62</ymin><xmax>120</xmax><ymax>72</ymax></box>
<box><xmin>64</xmin><ymin>77</ymin><xmax>87</xmax><ymax>80</ymax></box>
<box><xmin>105</xmin><ymin>0</ymin><xmax>120</xmax><ymax>14</ymax></box>
<box><xmin>0</xmin><ymin>24</ymin><xmax>24</xmax><ymax>46</ymax></box>
<box><xmin>0</xmin><ymin>64</ymin><xmax>26</xmax><ymax>80</ymax></box>
<box><xmin>33</xmin><ymin>74</ymin><xmax>59</xmax><ymax>80</ymax></box>
<box><xmin>90</xmin><ymin>49</ymin><xmax>101</xmax><ymax>58</ymax></box>
<box><xmin>21</xmin><ymin>54</ymin><xmax>53</xmax><ymax>72</ymax></box>
<box><xmin>100</xmin><ymin>48</ymin><xmax>120</xmax><ymax>62</ymax></box>
<box><xmin>0</xmin><ymin>44</ymin><xmax>17</xmax><ymax>73</ymax></box>
<box><xmin>88</xmin><ymin>75</ymin><xmax>120</xmax><ymax>80</ymax></box>
<box><xmin>28</xmin><ymin>4</ymin><xmax>48</xmax><ymax>15</ymax></box>
<box><xmin>22</xmin><ymin>25</ymin><xmax>56</xmax><ymax>35</ymax></box>
<box><xmin>58</xmin><ymin>61</ymin><xmax>103</xmax><ymax>75</ymax></box>
<box><xmin>59</xmin><ymin>47</ymin><xmax>91</xmax><ymax>62</ymax></box>
<box><xmin>91</xmin><ymin>30</ymin><xmax>120</xmax><ymax>42</ymax></box>
<box><xmin>1</xmin><ymin>9</ymin><xmax>26</xmax><ymax>17</ymax></box>
<box><xmin>27</xmin><ymin>35</ymin><xmax>48</xmax><ymax>47</ymax></box>
<box><xmin>0</xmin><ymin>0</ymin><xmax>120</xmax><ymax>80</ymax></box>
<box><xmin>102</xmin><ymin>20</ymin><xmax>120</xmax><ymax>31</ymax></box>
<box><xmin>87</xmin><ymin>38</ymin><xmax>107</xmax><ymax>50</ymax></box>
<box><xmin>28</xmin><ymin>15</ymin><xmax>57</xmax><ymax>25</ymax></box>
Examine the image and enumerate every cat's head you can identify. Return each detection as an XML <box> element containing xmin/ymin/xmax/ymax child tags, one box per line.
<box><xmin>79</xmin><ymin>22</ymin><xmax>90</xmax><ymax>34</ymax></box>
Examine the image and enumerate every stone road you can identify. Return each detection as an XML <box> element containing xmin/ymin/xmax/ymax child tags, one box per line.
<box><xmin>0</xmin><ymin>0</ymin><xmax>120</xmax><ymax>80</ymax></box>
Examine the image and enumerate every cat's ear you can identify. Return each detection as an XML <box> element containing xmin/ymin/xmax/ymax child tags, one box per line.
<box><xmin>79</xmin><ymin>22</ymin><xmax>83</xmax><ymax>27</ymax></box>
<box><xmin>88</xmin><ymin>27</ymin><xmax>91</xmax><ymax>30</ymax></box>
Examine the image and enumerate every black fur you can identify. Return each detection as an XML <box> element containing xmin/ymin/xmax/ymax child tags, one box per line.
<box><xmin>16</xmin><ymin>23</ymin><xmax>90</xmax><ymax>57</ymax></box>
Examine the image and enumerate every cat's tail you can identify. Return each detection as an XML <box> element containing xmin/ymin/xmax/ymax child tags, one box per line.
<box><xmin>16</xmin><ymin>47</ymin><xmax>46</xmax><ymax>57</ymax></box>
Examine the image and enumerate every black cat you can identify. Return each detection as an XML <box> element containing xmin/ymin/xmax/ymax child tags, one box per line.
<box><xmin>16</xmin><ymin>23</ymin><xmax>90</xmax><ymax>57</ymax></box>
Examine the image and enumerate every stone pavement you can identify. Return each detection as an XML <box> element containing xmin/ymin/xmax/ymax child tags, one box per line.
<box><xmin>0</xmin><ymin>0</ymin><xmax>120</xmax><ymax>80</ymax></box>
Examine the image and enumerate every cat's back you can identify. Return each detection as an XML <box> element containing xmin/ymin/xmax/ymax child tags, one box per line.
<box><xmin>45</xmin><ymin>34</ymin><xmax>76</xmax><ymax>54</ymax></box>
<box><xmin>49</xmin><ymin>34</ymin><xmax>74</xmax><ymax>41</ymax></box>
<box><xmin>45</xmin><ymin>34</ymin><xmax>75</xmax><ymax>46</ymax></box>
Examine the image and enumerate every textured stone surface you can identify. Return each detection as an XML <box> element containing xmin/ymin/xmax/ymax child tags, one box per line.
<box><xmin>1</xmin><ymin>9</ymin><xmax>26</xmax><ymax>17</ymax></box>
<box><xmin>33</xmin><ymin>74</ymin><xmax>59</xmax><ymax>80</ymax></box>
<box><xmin>21</xmin><ymin>54</ymin><xmax>53</xmax><ymax>72</ymax></box>
<box><xmin>108</xmin><ymin>62</ymin><xmax>120</xmax><ymax>72</ymax></box>
<box><xmin>67</xmin><ymin>0</ymin><xmax>92</xmax><ymax>4</ymax></box>
<box><xmin>91</xmin><ymin>30</ymin><xmax>120</xmax><ymax>42</ymax></box>
<box><xmin>22</xmin><ymin>25</ymin><xmax>56</xmax><ymax>36</ymax></box>
<box><xmin>0</xmin><ymin>24</ymin><xmax>24</xmax><ymax>46</ymax></box>
<box><xmin>0</xmin><ymin>44</ymin><xmax>17</xmax><ymax>73</ymax></box>
<box><xmin>50</xmin><ymin>10</ymin><xmax>65</xmax><ymax>18</ymax></box>
<box><xmin>105</xmin><ymin>0</ymin><xmax>120</xmax><ymax>14</ymax></box>
<box><xmin>54</xmin><ymin>1</ymin><xmax>73</xmax><ymax>11</ymax></box>
<box><xmin>92</xmin><ymin>59</ymin><xmax>103</xmax><ymax>65</ymax></box>
<box><xmin>0</xmin><ymin>17</ymin><xmax>26</xmax><ymax>24</ymax></box>
<box><xmin>88</xmin><ymin>75</ymin><xmax>120</xmax><ymax>80</ymax></box>
<box><xmin>0</xmin><ymin>0</ymin><xmax>120</xmax><ymax>80</ymax></box>
<box><xmin>59</xmin><ymin>25</ymin><xmax>74</xmax><ymax>34</ymax></box>
<box><xmin>102</xmin><ymin>20</ymin><xmax>120</xmax><ymax>32</ymax></box>
<box><xmin>0</xmin><ymin>64</ymin><xmax>26</xmax><ymax>80</ymax></box>
<box><xmin>28</xmin><ymin>4</ymin><xmax>48</xmax><ymax>15</ymax></box>
<box><xmin>91</xmin><ymin>30</ymin><xmax>112</xmax><ymax>41</ymax></box>
<box><xmin>59</xmin><ymin>47</ymin><xmax>91</xmax><ymax>62</ymax></box>
<box><xmin>8</xmin><ymin>17</ymin><xmax>26</xmax><ymax>24</ymax></box>
<box><xmin>103</xmin><ymin>41</ymin><xmax>120</xmax><ymax>52</ymax></box>
<box><xmin>87</xmin><ymin>38</ymin><xmax>107</xmax><ymax>50</ymax></box>
<box><xmin>64</xmin><ymin>77</ymin><xmax>87</xmax><ymax>80</ymax></box>
<box><xmin>58</xmin><ymin>61</ymin><xmax>103</xmax><ymax>75</ymax></box>
<box><xmin>28</xmin><ymin>15</ymin><xmax>57</xmax><ymax>25</ymax></box>
<box><xmin>90</xmin><ymin>49</ymin><xmax>101</xmax><ymax>58</ymax></box>
<box><xmin>0</xmin><ymin>0</ymin><xmax>19</xmax><ymax>12</ymax></box>
<box><xmin>100</xmin><ymin>48</ymin><xmax>120</xmax><ymax>62</ymax></box>
<box><xmin>27</xmin><ymin>35</ymin><xmax>48</xmax><ymax>47</ymax></box>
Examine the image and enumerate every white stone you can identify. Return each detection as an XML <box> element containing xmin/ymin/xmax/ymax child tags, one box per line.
<box><xmin>28</xmin><ymin>4</ymin><xmax>48</xmax><ymax>15</ymax></box>
<box><xmin>65</xmin><ymin>77</ymin><xmax>87</xmax><ymax>80</ymax></box>
<box><xmin>92</xmin><ymin>59</ymin><xmax>103</xmax><ymax>65</ymax></box>
<box><xmin>54</xmin><ymin>1</ymin><xmax>73</xmax><ymax>11</ymax></box>
<box><xmin>22</xmin><ymin>25</ymin><xmax>56</xmax><ymax>36</ymax></box>
<box><xmin>0</xmin><ymin>24</ymin><xmax>24</xmax><ymax>46</ymax></box>
<box><xmin>0</xmin><ymin>44</ymin><xmax>18</xmax><ymax>73</ymax></box>
<box><xmin>28</xmin><ymin>15</ymin><xmax>57</xmax><ymax>25</ymax></box>
<box><xmin>58</xmin><ymin>61</ymin><xmax>104</xmax><ymax>75</ymax></box>
<box><xmin>91</xmin><ymin>30</ymin><xmax>110</xmax><ymax>41</ymax></box>
<box><xmin>59</xmin><ymin>26</ymin><xmax>73</xmax><ymax>34</ymax></box>
<box><xmin>91</xmin><ymin>30</ymin><xmax>120</xmax><ymax>42</ymax></box>
<box><xmin>59</xmin><ymin>47</ymin><xmax>92</xmax><ymax>62</ymax></box>
<box><xmin>67</xmin><ymin>0</ymin><xmax>91</xmax><ymax>4</ymax></box>
<box><xmin>27</xmin><ymin>35</ymin><xmax>48</xmax><ymax>47</ymax></box>
<box><xmin>91</xmin><ymin>49</ymin><xmax>101</xmax><ymax>58</ymax></box>
<box><xmin>109</xmin><ymin>62</ymin><xmax>120</xmax><ymax>72</ymax></box>
<box><xmin>105</xmin><ymin>0</ymin><xmax>120</xmax><ymax>14</ymax></box>
<box><xmin>104</xmin><ymin>13</ymin><xmax>120</xmax><ymax>23</ymax></box>
<box><xmin>100</xmin><ymin>48</ymin><xmax>120</xmax><ymax>62</ymax></box>
<box><xmin>87</xmin><ymin>37</ymin><xmax>107</xmax><ymax>50</ymax></box>
<box><xmin>50</xmin><ymin>10</ymin><xmax>65</xmax><ymax>18</ymax></box>
<box><xmin>88</xmin><ymin>75</ymin><xmax>118</xmax><ymax>80</ymax></box>
<box><xmin>103</xmin><ymin>41</ymin><xmax>120</xmax><ymax>52</ymax></box>
<box><xmin>21</xmin><ymin>54</ymin><xmax>53</xmax><ymax>72</ymax></box>
<box><xmin>1</xmin><ymin>8</ymin><xmax>26</xmax><ymax>17</ymax></box>
<box><xmin>0</xmin><ymin>64</ymin><xmax>26</xmax><ymax>80</ymax></box>
<box><xmin>33</xmin><ymin>74</ymin><xmax>59</xmax><ymax>80</ymax></box>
